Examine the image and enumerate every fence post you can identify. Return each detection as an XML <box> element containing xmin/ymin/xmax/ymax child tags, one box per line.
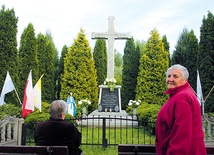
<box><xmin>102</xmin><ymin>118</ymin><xmax>107</xmax><ymax>149</ymax></box>
<box><xmin>18</xmin><ymin>118</ymin><xmax>24</xmax><ymax>145</ymax></box>
<box><xmin>21</xmin><ymin>124</ymin><xmax>26</xmax><ymax>145</ymax></box>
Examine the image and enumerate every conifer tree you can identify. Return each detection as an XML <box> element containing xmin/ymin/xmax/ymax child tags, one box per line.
<box><xmin>93</xmin><ymin>39</ymin><xmax>107</xmax><ymax>85</ymax></box>
<box><xmin>36</xmin><ymin>32</ymin><xmax>55</xmax><ymax>102</ymax></box>
<box><xmin>46</xmin><ymin>32</ymin><xmax>59</xmax><ymax>100</ymax></box>
<box><xmin>122</xmin><ymin>37</ymin><xmax>140</xmax><ymax>109</ymax></box>
<box><xmin>0</xmin><ymin>6</ymin><xmax>19</xmax><ymax>105</ymax></box>
<box><xmin>198</xmin><ymin>11</ymin><xmax>214</xmax><ymax>112</ymax></box>
<box><xmin>171</xmin><ymin>28</ymin><xmax>199</xmax><ymax>89</ymax></box>
<box><xmin>57</xmin><ymin>45</ymin><xmax>68</xmax><ymax>99</ymax></box>
<box><xmin>18</xmin><ymin>23</ymin><xmax>38</xmax><ymax>100</ymax></box>
<box><xmin>135</xmin><ymin>29</ymin><xmax>169</xmax><ymax>106</ymax></box>
<box><xmin>162</xmin><ymin>35</ymin><xmax>171</xmax><ymax>66</ymax></box>
<box><xmin>60</xmin><ymin>29</ymin><xmax>98</xmax><ymax>111</ymax></box>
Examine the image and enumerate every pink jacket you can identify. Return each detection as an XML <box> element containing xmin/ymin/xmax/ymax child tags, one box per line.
<box><xmin>155</xmin><ymin>82</ymin><xmax>206</xmax><ymax>155</ymax></box>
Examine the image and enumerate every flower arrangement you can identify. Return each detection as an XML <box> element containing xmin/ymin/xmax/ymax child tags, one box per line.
<box><xmin>78</xmin><ymin>99</ymin><xmax>91</xmax><ymax>108</ymax></box>
<box><xmin>104</xmin><ymin>77</ymin><xmax>117</xmax><ymax>92</ymax></box>
<box><xmin>128</xmin><ymin>99</ymin><xmax>141</xmax><ymax>108</ymax></box>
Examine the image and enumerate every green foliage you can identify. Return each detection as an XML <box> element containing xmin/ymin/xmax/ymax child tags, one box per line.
<box><xmin>171</xmin><ymin>28</ymin><xmax>199</xmax><ymax>89</ymax></box>
<box><xmin>57</xmin><ymin>45</ymin><xmax>68</xmax><ymax>99</ymax></box>
<box><xmin>60</xmin><ymin>29</ymin><xmax>98</xmax><ymax>112</ymax></box>
<box><xmin>45</xmin><ymin>32</ymin><xmax>59</xmax><ymax>100</ymax></box>
<box><xmin>24</xmin><ymin>102</ymin><xmax>50</xmax><ymax>123</ymax></box>
<box><xmin>0</xmin><ymin>6</ymin><xmax>19</xmax><ymax>105</ymax></box>
<box><xmin>136</xmin><ymin>29</ymin><xmax>169</xmax><ymax>106</ymax></box>
<box><xmin>137</xmin><ymin>102</ymin><xmax>161</xmax><ymax>123</ymax></box>
<box><xmin>42</xmin><ymin>33</ymin><xmax>55</xmax><ymax>102</ymax></box>
<box><xmin>114</xmin><ymin>50</ymin><xmax>123</xmax><ymax>85</ymax></box>
<box><xmin>199</xmin><ymin>11</ymin><xmax>214</xmax><ymax>112</ymax></box>
<box><xmin>122</xmin><ymin>38</ymin><xmax>140</xmax><ymax>109</ymax></box>
<box><xmin>115</xmin><ymin>49</ymin><xmax>123</xmax><ymax>67</ymax></box>
<box><xmin>18</xmin><ymin>23</ymin><xmax>38</xmax><ymax>100</ymax></box>
<box><xmin>162</xmin><ymin>35</ymin><xmax>171</xmax><ymax>66</ymax></box>
<box><xmin>93</xmin><ymin>39</ymin><xmax>107</xmax><ymax>85</ymax></box>
<box><xmin>0</xmin><ymin>104</ymin><xmax>21</xmax><ymax>119</ymax></box>
<box><xmin>24</xmin><ymin>101</ymin><xmax>75</xmax><ymax>123</ymax></box>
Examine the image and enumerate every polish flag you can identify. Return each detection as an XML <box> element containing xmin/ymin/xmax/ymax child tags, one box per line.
<box><xmin>22</xmin><ymin>70</ymin><xmax>34</xmax><ymax>118</ymax></box>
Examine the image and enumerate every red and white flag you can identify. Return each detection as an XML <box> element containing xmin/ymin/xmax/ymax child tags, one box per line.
<box><xmin>22</xmin><ymin>70</ymin><xmax>34</xmax><ymax>118</ymax></box>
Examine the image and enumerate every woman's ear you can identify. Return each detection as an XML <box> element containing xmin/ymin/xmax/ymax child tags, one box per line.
<box><xmin>62</xmin><ymin>113</ymin><xmax>66</xmax><ymax>120</ymax></box>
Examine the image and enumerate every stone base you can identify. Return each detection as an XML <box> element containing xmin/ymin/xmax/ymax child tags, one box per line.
<box><xmin>89</xmin><ymin>109</ymin><xmax>129</xmax><ymax>117</ymax></box>
<box><xmin>80</xmin><ymin>110</ymin><xmax>138</xmax><ymax>127</ymax></box>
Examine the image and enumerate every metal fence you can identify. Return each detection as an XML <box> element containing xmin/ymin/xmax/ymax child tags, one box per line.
<box><xmin>21</xmin><ymin>116</ymin><xmax>155</xmax><ymax>149</ymax></box>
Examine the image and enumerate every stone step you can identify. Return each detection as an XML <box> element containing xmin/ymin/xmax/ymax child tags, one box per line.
<box><xmin>80</xmin><ymin>110</ymin><xmax>138</xmax><ymax>127</ymax></box>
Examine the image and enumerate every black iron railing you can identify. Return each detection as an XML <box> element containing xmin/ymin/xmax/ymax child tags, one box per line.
<box><xmin>21</xmin><ymin>116</ymin><xmax>156</xmax><ymax>149</ymax></box>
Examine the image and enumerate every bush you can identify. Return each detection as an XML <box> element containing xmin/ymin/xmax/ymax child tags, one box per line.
<box><xmin>137</xmin><ymin>102</ymin><xmax>161</xmax><ymax>123</ymax></box>
<box><xmin>0</xmin><ymin>104</ymin><xmax>22</xmax><ymax>119</ymax></box>
<box><xmin>24</xmin><ymin>101</ymin><xmax>75</xmax><ymax>123</ymax></box>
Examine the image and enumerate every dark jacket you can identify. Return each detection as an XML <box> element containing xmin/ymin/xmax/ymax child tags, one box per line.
<box><xmin>34</xmin><ymin>118</ymin><xmax>82</xmax><ymax>155</ymax></box>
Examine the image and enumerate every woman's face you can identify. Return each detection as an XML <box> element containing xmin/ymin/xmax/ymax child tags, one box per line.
<box><xmin>166</xmin><ymin>69</ymin><xmax>187</xmax><ymax>89</ymax></box>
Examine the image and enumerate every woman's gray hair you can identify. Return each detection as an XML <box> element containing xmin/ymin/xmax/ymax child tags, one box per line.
<box><xmin>166</xmin><ymin>64</ymin><xmax>189</xmax><ymax>80</ymax></box>
<box><xmin>50</xmin><ymin>100</ymin><xmax>67</xmax><ymax>119</ymax></box>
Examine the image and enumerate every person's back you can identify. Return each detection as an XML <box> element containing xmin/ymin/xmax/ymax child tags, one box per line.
<box><xmin>34</xmin><ymin>100</ymin><xmax>82</xmax><ymax>155</ymax></box>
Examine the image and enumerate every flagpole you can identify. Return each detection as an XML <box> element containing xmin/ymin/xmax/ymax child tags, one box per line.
<box><xmin>202</xmin><ymin>100</ymin><xmax>204</xmax><ymax>116</ymax></box>
<box><xmin>204</xmin><ymin>85</ymin><xmax>214</xmax><ymax>103</ymax></box>
<box><xmin>14</xmin><ymin>88</ymin><xmax>22</xmax><ymax>105</ymax></box>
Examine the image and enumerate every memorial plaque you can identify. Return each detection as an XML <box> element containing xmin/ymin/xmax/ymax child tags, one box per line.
<box><xmin>98</xmin><ymin>85</ymin><xmax>121</xmax><ymax>112</ymax></box>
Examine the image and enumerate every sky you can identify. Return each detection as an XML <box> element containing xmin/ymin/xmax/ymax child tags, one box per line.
<box><xmin>1</xmin><ymin>0</ymin><xmax>214</xmax><ymax>56</ymax></box>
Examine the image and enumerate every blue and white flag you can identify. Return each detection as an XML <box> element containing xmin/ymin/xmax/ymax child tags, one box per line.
<box><xmin>0</xmin><ymin>71</ymin><xmax>15</xmax><ymax>105</ymax></box>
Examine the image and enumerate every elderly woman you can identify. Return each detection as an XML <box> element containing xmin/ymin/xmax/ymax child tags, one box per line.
<box><xmin>34</xmin><ymin>100</ymin><xmax>83</xmax><ymax>155</ymax></box>
<box><xmin>155</xmin><ymin>64</ymin><xmax>206</xmax><ymax>155</ymax></box>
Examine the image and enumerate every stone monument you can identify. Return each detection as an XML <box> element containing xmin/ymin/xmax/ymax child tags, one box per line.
<box><xmin>87</xmin><ymin>16</ymin><xmax>130</xmax><ymax>119</ymax></box>
<box><xmin>92</xmin><ymin>16</ymin><xmax>131</xmax><ymax>113</ymax></box>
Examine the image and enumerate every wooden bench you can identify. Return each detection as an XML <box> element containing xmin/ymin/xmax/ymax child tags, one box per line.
<box><xmin>118</xmin><ymin>144</ymin><xmax>214</xmax><ymax>155</ymax></box>
<box><xmin>0</xmin><ymin>145</ymin><xmax>68</xmax><ymax>155</ymax></box>
<box><xmin>118</xmin><ymin>144</ymin><xmax>156</xmax><ymax>155</ymax></box>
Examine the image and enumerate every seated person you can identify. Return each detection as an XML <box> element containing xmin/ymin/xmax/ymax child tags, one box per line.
<box><xmin>34</xmin><ymin>100</ymin><xmax>83</xmax><ymax>155</ymax></box>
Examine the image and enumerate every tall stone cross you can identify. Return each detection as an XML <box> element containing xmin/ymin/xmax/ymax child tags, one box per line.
<box><xmin>92</xmin><ymin>16</ymin><xmax>131</xmax><ymax>79</ymax></box>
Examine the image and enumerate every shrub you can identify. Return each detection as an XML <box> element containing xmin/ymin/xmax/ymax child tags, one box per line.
<box><xmin>0</xmin><ymin>104</ymin><xmax>21</xmax><ymax>119</ymax></box>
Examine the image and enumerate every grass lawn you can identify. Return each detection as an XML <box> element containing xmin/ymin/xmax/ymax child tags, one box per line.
<box><xmin>81</xmin><ymin>146</ymin><xmax>117</xmax><ymax>155</ymax></box>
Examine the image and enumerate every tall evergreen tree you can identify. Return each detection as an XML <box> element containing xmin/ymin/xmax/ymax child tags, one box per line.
<box><xmin>171</xmin><ymin>28</ymin><xmax>199</xmax><ymax>89</ymax></box>
<box><xmin>135</xmin><ymin>29</ymin><xmax>169</xmax><ymax>106</ymax></box>
<box><xmin>46</xmin><ymin>32</ymin><xmax>59</xmax><ymax>101</ymax></box>
<box><xmin>18</xmin><ymin>23</ymin><xmax>38</xmax><ymax>100</ymax></box>
<box><xmin>36</xmin><ymin>32</ymin><xmax>55</xmax><ymax>102</ymax></box>
<box><xmin>60</xmin><ymin>29</ymin><xmax>98</xmax><ymax>111</ymax></box>
<box><xmin>122</xmin><ymin>37</ymin><xmax>140</xmax><ymax>109</ymax></box>
<box><xmin>57</xmin><ymin>45</ymin><xmax>68</xmax><ymax>99</ymax></box>
<box><xmin>162</xmin><ymin>35</ymin><xmax>171</xmax><ymax>66</ymax></box>
<box><xmin>93</xmin><ymin>39</ymin><xmax>107</xmax><ymax>85</ymax></box>
<box><xmin>0</xmin><ymin>6</ymin><xmax>19</xmax><ymax>105</ymax></box>
<box><xmin>198</xmin><ymin>11</ymin><xmax>214</xmax><ymax>112</ymax></box>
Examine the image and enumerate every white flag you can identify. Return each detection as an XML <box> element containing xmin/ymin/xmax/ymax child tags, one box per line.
<box><xmin>0</xmin><ymin>71</ymin><xmax>15</xmax><ymax>106</ymax></box>
<box><xmin>197</xmin><ymin>70</ymin><xmax>203</xmax><ymax>106</ymax></box>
